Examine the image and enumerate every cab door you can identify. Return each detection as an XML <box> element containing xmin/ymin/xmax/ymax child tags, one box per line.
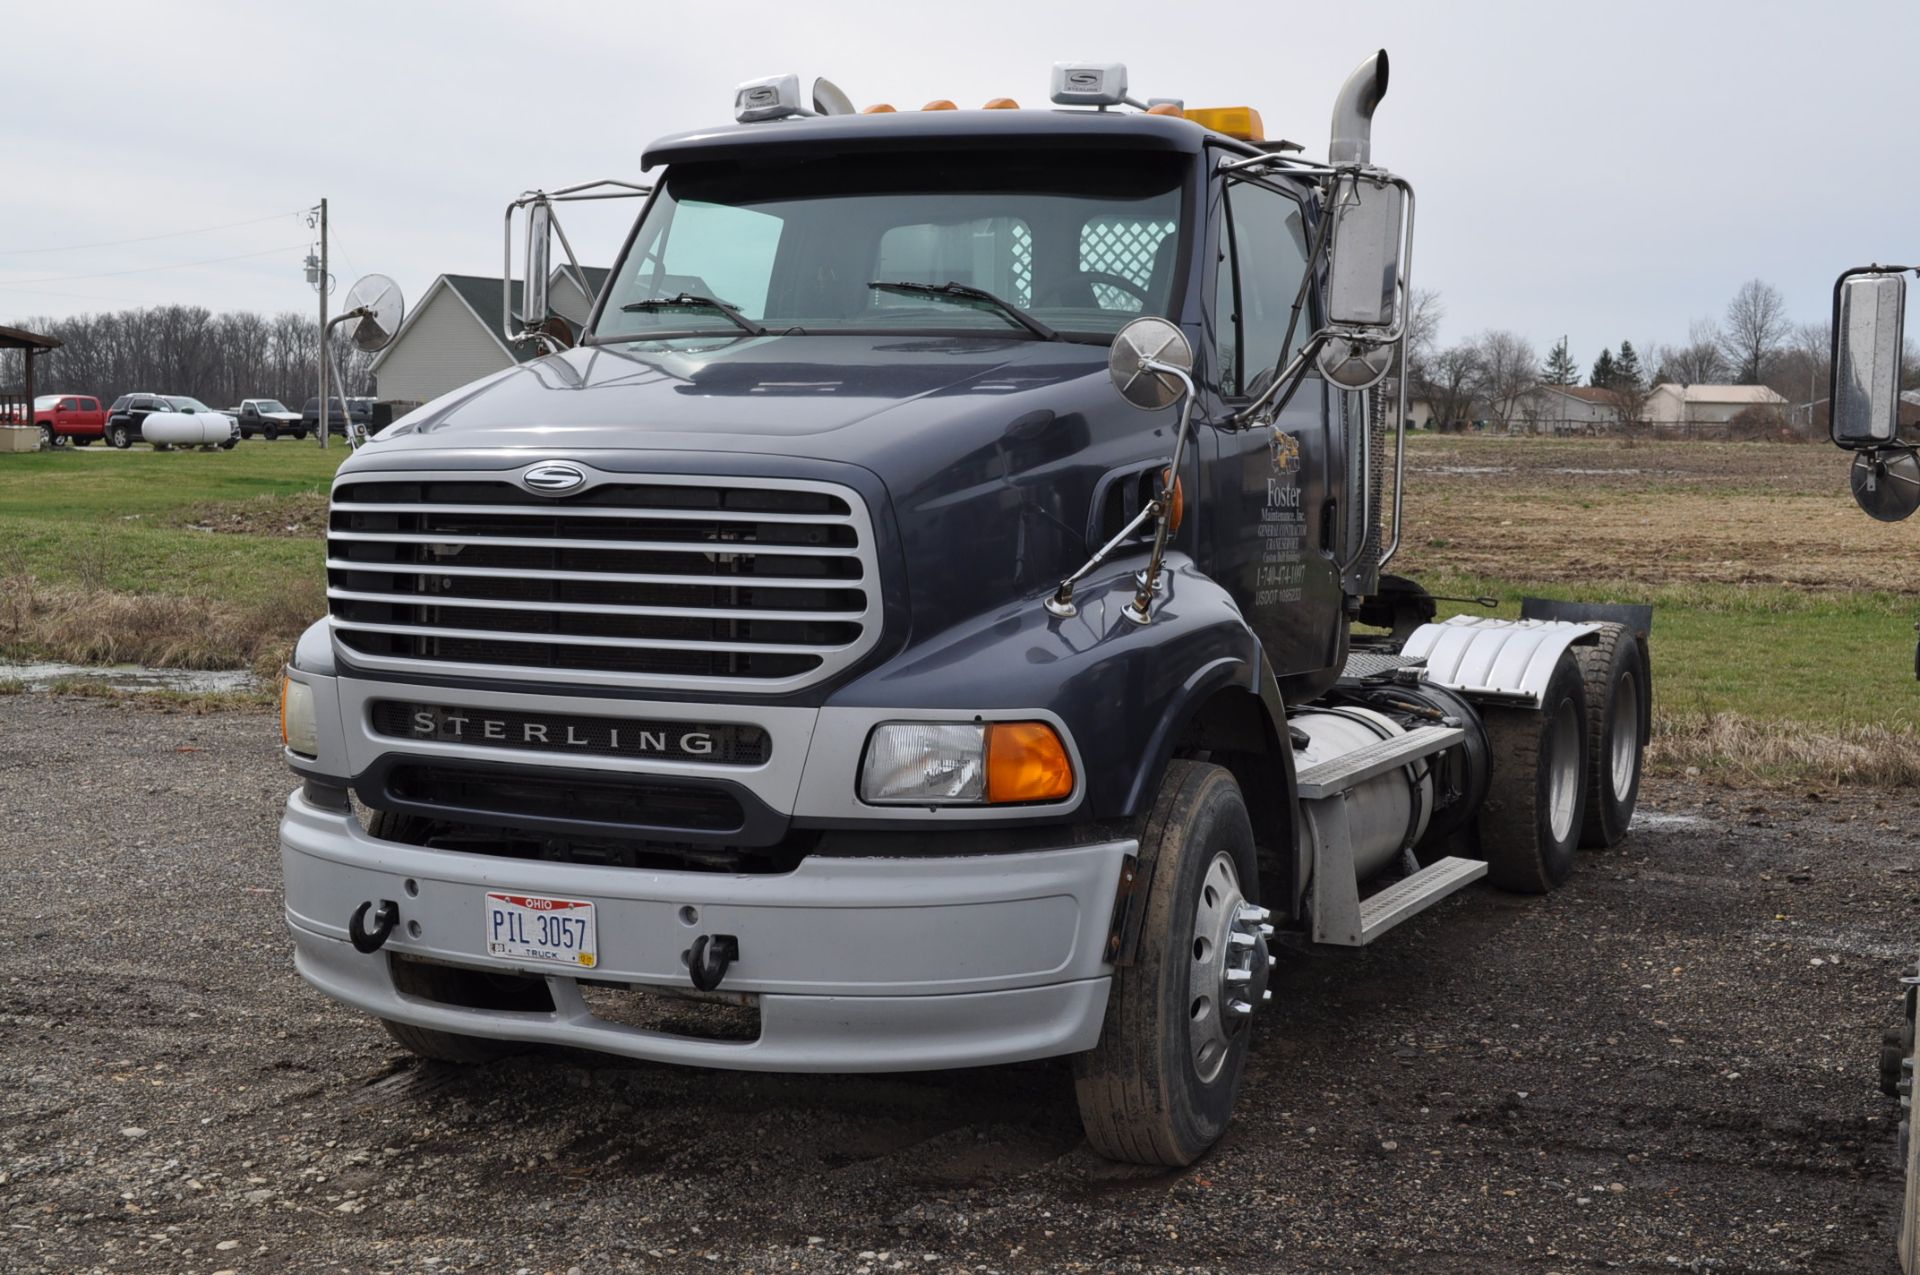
<box><xmin>1198</xmin><ymin>172</ymin><xmax>1349</xmax><ymax>699</ymax></box>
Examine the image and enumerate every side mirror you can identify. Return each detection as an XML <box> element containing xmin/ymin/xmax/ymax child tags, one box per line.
<box><xmin>342</xmin><ymin>274</ymin><xmax>405</xmax><ymax>353</ymax></box>
<box><xmin>1325</xmin><ymin>173</ymin><xmax>1406</xmax><ymax>329</ymax></box>
<box><xmin>1831</xmin><ymin>269</ymin><xmax>1907</xmax><ymax>448</ymax></box>
<box><xmin>522</xmin><ymin>202</ymin><xmax>553</xmax><ymax>334</ymax></box>
<box><xmin>1107</xmin><ymin>316</ymin><xmax>1194</xmax><ymax>409</ymax></box>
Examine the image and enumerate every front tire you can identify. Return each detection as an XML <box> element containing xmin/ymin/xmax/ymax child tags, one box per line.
<box><xmin>1073</xmin><ymin>760</ymin><xmax>1266</xmax><ymax>1166</ymax></box>
<box><xmin>1576</xmin><ymin>625</ymin><xmax>1648</xmax><ymax>848</ymax></box>
<box><xmin>108</xmin><ymin>425</ymin><xmax>132</xmax><ymax>449</ymax></box>
<box><xmin>1478</xmin><ymin>651</ymin><xmax>1589</xmax><ymax>893</ymax></box>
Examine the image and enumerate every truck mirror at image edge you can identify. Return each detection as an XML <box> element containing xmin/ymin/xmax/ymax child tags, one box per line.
<box><xmin>1831</xmin><ymin>269</ymin><xmax>1907</xmax><ymax>448</ymax></box>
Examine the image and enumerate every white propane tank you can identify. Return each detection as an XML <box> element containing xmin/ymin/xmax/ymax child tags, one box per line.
<box><xmin>140</xmin><ymin>411</ymin><xmax>232</xmax><ymax>447</ymax></box>
<box><xmin>1292</xmin><ymin>706</ymin><xmax>1435</xmax><ymax>880</ymax></box>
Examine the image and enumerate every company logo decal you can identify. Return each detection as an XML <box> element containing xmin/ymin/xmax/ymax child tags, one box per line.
<box><xmin>370</xmin><ymin>701</ymin><xmax>768</xmax><ymax>765</ymax></box>
<box><xmin>521</xmin><ymin>461</ymin><xmax>587</xmax><ymax>494</ymax></box>
<box><xmin>1269</xmin><ymin>428</ymin><xmax>1302</xmax><ymax>474</ymax></box>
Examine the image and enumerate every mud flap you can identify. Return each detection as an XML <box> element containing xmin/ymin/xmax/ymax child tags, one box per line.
<box><xmin>1519</xmin><ymin>597</ymin><xmax>1653</xmax><ymax>647</ymax></box>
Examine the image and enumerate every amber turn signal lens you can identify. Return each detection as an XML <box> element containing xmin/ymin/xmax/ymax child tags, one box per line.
<box><xmin>1160</xmin><ymin>467</ymin><xmax>1184</xmax><ymax>535</ymax></box>
<box><xmin>986</xmin><ymin>722</ymin><xmax>1073</xmax><ymax>804</ymax></box>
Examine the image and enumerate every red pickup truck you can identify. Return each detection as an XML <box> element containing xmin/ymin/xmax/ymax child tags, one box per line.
<box><xmin>33</xmin><ymin>394</ymin><xmax>108</xmax><ymax>446</ymax></box>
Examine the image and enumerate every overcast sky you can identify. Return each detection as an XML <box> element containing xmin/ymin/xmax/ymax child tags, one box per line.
<box><xmin>6</xmin><ymin>0</ymin><xmax>1915</xmax><ymax>373</ymax></box>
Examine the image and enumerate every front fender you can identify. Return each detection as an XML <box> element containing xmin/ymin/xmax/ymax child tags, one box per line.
<box><xmin>824</xmin><ymin>554</ymin><xmax>1289</xmax><ymax>821</ymax></box>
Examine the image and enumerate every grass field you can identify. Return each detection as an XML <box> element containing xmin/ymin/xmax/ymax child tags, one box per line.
<box><xmin>3</xmin><ymin>433</ymin><xmax>1917</xmax><ymax>784</ymax></box>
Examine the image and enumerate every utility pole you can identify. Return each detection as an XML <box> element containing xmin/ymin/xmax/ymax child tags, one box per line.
<box><xmin>318</xmin><ymin>198</ymin><xmax>329</xmax><ymax>450</ymax></box>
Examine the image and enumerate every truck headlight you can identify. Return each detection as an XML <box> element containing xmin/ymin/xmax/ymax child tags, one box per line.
<box><xmin>281</xmin><ymin>674</ymin><xmax>319</xmax><ymax>758</ymax></box>
<box><xmin>859</xmin><ymin>721</ymin><xmax>1073</xmax><ymax>806</ymax></box>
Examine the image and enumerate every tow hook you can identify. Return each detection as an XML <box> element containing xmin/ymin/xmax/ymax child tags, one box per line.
<box><xmin>348</xmin><ymin>899</ymin><xmax>400</xmax><ymax>954</ymax></box>
<box><xmin>687</xmin><ymin>934</ymin><xmax>739</xmax><ymax>992</ymax></box>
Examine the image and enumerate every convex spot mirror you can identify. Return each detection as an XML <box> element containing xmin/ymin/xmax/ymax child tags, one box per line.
<box><xmin>1108</xmin><ymin>316</ymin><xmax>1194</xmax><ymax>410</ymax></box>
<box><xmin>1832</xmin><ymin>269</ymin><xmax>1907</xmax><ymax>449</ymax></box>
<box><xmin>1317</xmin><ymin>333</ymin><xmax>1393</xmax><ymax>390</ymax></box>
<box><xmin>342</xmin><ymin>274</ymin><xmax>405</xmax><ymax>353</ymax></box>
<box><xmin>1325</xmin><ymin>173</ymin><xmax>1405</xmax><ymax>329</ymax></box>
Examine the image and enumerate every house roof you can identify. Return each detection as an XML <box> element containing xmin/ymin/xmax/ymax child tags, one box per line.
<box><xmin>1538</xmin><ymin>385</ymin><xmax>1619</xmax><ymax>404</ymax></box>
<box><xmin>1651</xmin><ymin>383</ymin><xmax>1788</xmax><ymax>405</ymax></box>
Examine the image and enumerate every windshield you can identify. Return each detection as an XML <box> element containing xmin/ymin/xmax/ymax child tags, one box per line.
<box><xmin>167</xmin><ymin>397</ymin><xmax>212</xmax><ymax>412</ymax></box>
<box><xmin>592</xmin><ymin>150</ymin><xmax>1187</xmax><ymax>344</ymax></box>
<box><xmin>255</xmin><ymin>400</ymin><xmax>288</xmax><ymax>412</ymax></box>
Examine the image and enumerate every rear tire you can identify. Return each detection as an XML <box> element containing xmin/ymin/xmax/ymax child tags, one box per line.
<box><xmin>1478</xmin><ymin>651</ymin><xmax>1589</xmax><ymax>893</ymax></box>
<box><xmin>108</xmin><ymin>424</ymin><xmax>132</xmax><ymax>449</ymax></box>
<box><xmin>1576</xmin><ymin>625</ymin><xmax>1648</xmax><ymax>848</ymax></box>
<box><xmin>1073</xmin><ymin>760</ymin><xmax>1264</xmax><ymax>1166</ymax></box>
<box><xmin>363</xmin><ymin>809</ymin><xmax>543</xmax><ymax>1065</ymax></box>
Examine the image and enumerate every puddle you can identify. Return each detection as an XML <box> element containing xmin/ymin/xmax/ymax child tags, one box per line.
<box><xmin>0</xmin><ymin>660</ymin><xmax>260</xmax><ymax>695</ymax></box>
<box><xmin>1633</xmin><ymin>811</ymin><xmax>1717</xmax><ymax>831</ymax></box>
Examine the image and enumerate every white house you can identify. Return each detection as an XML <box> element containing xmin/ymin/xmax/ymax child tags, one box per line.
<box><xmin>1642</xmin><ymin>383</ymin><xmax>1789</xmax><ymax>428</ymax></box>
<box><xmin>1523</xmin><ymin>384</ymin><xmax>1619</xmax><ymax>433</ymax></box>
<box><xmin>371</xmin><ymin>266</ymin><xmax>609</xmax><ymax>408</ymax></box>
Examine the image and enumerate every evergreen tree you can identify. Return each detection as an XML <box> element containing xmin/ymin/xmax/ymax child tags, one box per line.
<box><xmin>1589</xmin><ymin>348</ymin><xmax>1617</xmax><ymax>389</ymax></box>
<box><xmin>1542</xmin><ymin>337</ymin><xmax>1579</xmax><ymax>385</ymax></box>
<box><xmin>1614</xmin><ymin>341</ymin><xmax>1645</xmax><ymax>390</ymax></box>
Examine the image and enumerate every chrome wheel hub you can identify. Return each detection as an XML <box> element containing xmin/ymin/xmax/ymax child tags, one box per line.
<box><xmin>1610</xmin><ymin>670</ymin><xmax>1640</xmax><ymax>795</ymax></box>
<box><xmin>1186</xmin><ymin>851</ymin><xmax>1274</xmax><ymax>1083</ymax></box>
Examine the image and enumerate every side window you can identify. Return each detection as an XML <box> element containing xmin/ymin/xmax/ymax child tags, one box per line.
<box><xmin>110</xmin><ymin>396</ymin><xmax>130</xmax><ymax>411</ymax></box>
<box><xmin>638</xmin><ymin>200</ymin><xmax>783</xmax><ymax>320</ymax></box>
<box><xmin>1215</xmin><ymin>182</ymin><xmax>1312</xmax><ymax>397</ymax></box>
<box><xmin>82</xmin><ymin>398</ymin><xmax>99</xmax><ymax>411</ymax></box>
<box><xmin>59</xmin><ymin>398</ymin><xmax>78</xmax><ymax>411</ymax></box>
<box><xmin>875</xmin><ymin>217</ymin><xmax>1033</xmax><ymax>306</ymax></box>
<box><xmin>1078</xmin><ymin>216</ymin><xmax>1176</xmax><ymax>313</ymax></box>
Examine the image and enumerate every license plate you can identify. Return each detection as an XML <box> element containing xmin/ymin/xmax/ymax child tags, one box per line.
<box><xmin>484</xmin><ymin>893</ymin><xmax>597</xmax><ymax>969</ymax></box>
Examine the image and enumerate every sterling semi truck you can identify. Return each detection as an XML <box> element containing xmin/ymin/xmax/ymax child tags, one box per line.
<box><xmin>278</xmin><ymin>54</ymin><xmax>1653</xmax><ymax>1164</ymax></box>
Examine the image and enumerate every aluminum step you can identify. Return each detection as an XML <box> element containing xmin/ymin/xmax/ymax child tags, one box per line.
<box><xmin>1339</xmin><ymin>650</ymin><xmax>1426</xmax><ymax>681</ymax></box>
<box><xmin>1354</xmin><ymin>856</ymin><xmax>1487</xmax><ymax>943</ymax></box>
<box><xmin>1295</xmin><ymin>725</ymin><xmax>1463</xmax><ymax>799</ymax></box>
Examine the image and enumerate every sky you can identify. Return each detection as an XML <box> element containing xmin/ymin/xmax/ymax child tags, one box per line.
<box><xmin>5</xmin><ymin>0</ymin><xmax>1916</xmax><ymax>373</ymax></box>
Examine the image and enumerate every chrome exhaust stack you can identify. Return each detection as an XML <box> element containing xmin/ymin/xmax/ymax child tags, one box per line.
<box><xmin>1329</xmin><ymin>50</ymin><xmax>1388</xmax><ymax>166</ymax></box>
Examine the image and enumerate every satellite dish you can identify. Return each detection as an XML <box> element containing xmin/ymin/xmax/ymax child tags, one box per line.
<box><xmin>1107</xmin><ymin>316</ymin><xmax>1193</xmax><ymax>410</ymax></box>
<box><xmin>813</xmin><ymin>77</ymin><xmax>856</xmax><ymax>116</ymax></box>
<box><xmin>343</xmin><ymin>273</ymin><xmax>405</xmax><ymax>353</ymax></box>
<box><xmin>1850</xmin><ymin>447</ymin><xmax>1920</xmax><ymax>522</ymax></box>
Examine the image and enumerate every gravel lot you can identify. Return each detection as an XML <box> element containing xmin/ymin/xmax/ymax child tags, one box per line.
<box><xmin>2</xmin><ymin>692</ymin><xmax>1914</xmax><ymax>1273</ymax></box>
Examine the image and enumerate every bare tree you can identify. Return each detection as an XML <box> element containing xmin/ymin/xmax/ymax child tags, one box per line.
<box><xmin>1416</xmin><ymin>343</ymin><xmax>1480</xmax><ymax>431</ymax></box>
<box><xmin>1653</xmin><ymin>317</ymin><xmax>1727</xmax><ymax>386</ymax></box>
<box><xmin>1719</xmin><ymin>279</ymin><xmax>1790</xmax><ymax>384</ymax></box>
<box><xmin>1470</xmin><ymin>330</ymin><xmax>1538</xmax><ymax>430</ymax></box>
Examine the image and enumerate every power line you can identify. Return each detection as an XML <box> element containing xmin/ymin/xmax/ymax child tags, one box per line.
<box><xmin>0</xmin><ymin>210</ymin><xmax>308</xmax><ymax>256</ymax></box>
<box><xmin>3</xmin><ymin>244</ymin><xmax>306</xmax><ymax>287</ymax></box>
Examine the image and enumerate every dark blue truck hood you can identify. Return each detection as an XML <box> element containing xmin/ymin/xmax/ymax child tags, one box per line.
<box><xmin>356</xmin><ymin>332</ymin><xmax>1182</xmax><ymax>661</ymax></box>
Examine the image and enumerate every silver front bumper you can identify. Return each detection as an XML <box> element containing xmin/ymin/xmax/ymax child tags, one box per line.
<box><xmin>281</xmin><ymin>791</ymin><xmax>1129</xmax><ymax>1072</ymax></box>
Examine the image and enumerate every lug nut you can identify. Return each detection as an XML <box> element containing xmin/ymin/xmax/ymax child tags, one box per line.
<box><xmin>1235</xmin><ymin>904</ymin><xmax>1270</xmax><ymax>925</ymax></box>
<box><xmin>1225</xmin><ymin>967</ymin><xmax>1252</xmax><ymax>984</ymax></box>
<box><xmin>1229</xmin><ymin>999</ymin><xmax>1254</xmax><ymax>1017</ymax></box>
<box><xmin>1228</xmin><ymin>932</ymin><xmax>1256</xmax><ymax>949</ymax></box>
<box><xmin>1258</xmin><ymin>923</ymin><xmax>1275</xmax><ymax>938</ymax></box>
<box><xmin>1261</xmin><ymin>989</ymin><xmax>1272</xmax><ymax>1001</ymax></box>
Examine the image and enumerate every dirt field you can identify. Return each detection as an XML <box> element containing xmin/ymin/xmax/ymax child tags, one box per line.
<box><xmin>1393</xmin><ymin>437</ymin><xmax>1920</xmax><ymax>594</ymax></box>
<box><xmin>3</xmin><ymin>694</ymin><xmax>1914</xmax><ymax>1273</ymax></box>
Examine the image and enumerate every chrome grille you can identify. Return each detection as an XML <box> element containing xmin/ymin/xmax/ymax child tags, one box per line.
<box><xmin>325</xmin><ymin>468</ymin><xmax>881</xmax><ymax>693</ymax></box>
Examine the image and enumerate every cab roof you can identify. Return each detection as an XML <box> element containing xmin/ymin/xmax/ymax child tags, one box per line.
<box><xmin>642</xmin><ymin>108</ymin><xmax>1257</xmax><ymax>171</ymax></box>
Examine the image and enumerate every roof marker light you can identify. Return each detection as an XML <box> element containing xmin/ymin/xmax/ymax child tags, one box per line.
<box><xmin>862</xmin><ymin>103</ymin><xmax>897</xmax><ymax>113</ymax></box>
<box><xmin>1146</xmin><ymin>102</ymin><xmax>1184</xmax><ymax>118</ymax></box>
<box><xmin>922</xmin><ymin>99</ymin><xmax>957</xmax><ymax>111</ymax></box>
<box><xmin>1187</xmin><ymin>105</ymin><xmax>1265</xmax><ymax>142</ymax></box>
<box><xmin>983</xmin><ymin>97</ymin><xmax>1019</xmax><ymax>110</ymax></box>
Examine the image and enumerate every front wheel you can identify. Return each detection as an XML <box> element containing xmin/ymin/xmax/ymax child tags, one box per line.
<box><xmin>264</xmin><ymin>423</ymin><xmax>279</xmax><ymax>441</ymax></box>
<box><xmin>293</xmin><ymin>428</ymin><xmax>309</xmax><ymax>440</ymax></box>
<box><xmin>1073</xmin><ymin>760</ymin><xmax>1269</xmax><ymax>1166</ymax></box>
<box><xmin>108</xmin><ymin>425</ymin><xmax>132</xmax><ymax>449</ymax></box>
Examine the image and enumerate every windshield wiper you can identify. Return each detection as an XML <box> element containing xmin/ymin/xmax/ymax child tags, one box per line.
<box><xmin>868</xmin><ymin>280</ymin><xmax>1059</xmax><ymax>341</ymax></box>
<box><xmin>619</xmin><ymin>292</ymin><xmax>767</xmax><ymax>336</ymax></box>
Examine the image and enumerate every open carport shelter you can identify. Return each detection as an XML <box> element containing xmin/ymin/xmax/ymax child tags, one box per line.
<box><xmin>0</xmin><ymin>324</ymin><xmax>62</xmax><ymax>425</ymax></box>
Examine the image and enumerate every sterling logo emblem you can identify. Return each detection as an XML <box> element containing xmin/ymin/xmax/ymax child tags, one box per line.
<box><xmin>522</xmin><ymin>461</ymin><xmax>586</xmax><ymax>494</ymax></box>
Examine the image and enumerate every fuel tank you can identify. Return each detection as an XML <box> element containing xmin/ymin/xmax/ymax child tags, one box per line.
<box><xmin>1291</xmin><ymin>705</ymin><xmax>1434</xmax><ymax>879</ymax></box>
